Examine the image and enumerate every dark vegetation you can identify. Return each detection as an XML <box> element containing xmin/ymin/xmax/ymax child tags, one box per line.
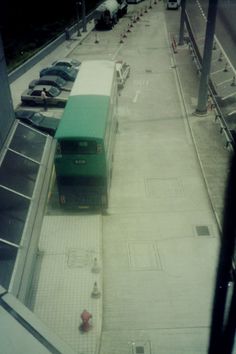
<box><xmin>0</xmin><ymin>0</ymin><xmax>100</xmax><ymax>71</ymax></box>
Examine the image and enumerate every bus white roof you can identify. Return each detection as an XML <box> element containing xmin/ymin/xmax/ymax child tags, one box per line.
<box><xmin>71</xmin><ymin>60</ymin><xmax>116</xmax><ymax>97</ymax></box>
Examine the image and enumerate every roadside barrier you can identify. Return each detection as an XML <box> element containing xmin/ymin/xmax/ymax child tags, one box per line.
<box><xmin>231</xmin><ymin>76</ymin><xmax>236</xmax><ymax>87</ymax></box>
<box><xmin>120</xmin><ymin>34</ymin><xmax>124</xmax><ymax>43</ymax></box>
<box><xmin>207</xmin><ymin>96</ymin><xmax>215</xmax><ymax>111</ymax></box>
<box><xmin>172</xmin><ymin>36</ymin><xmax>178</xmax><ymax>53</ymax></box>
<box><xmin>224</xmin><ymin>63</ymin><xmax>229</xmax><ymax>72</ymax></box>
<box><xmin>91</xmin><ymin>282</ymin><xmax>101</xmax><ymax>298</ymax></box>
<box><xmin>91</xmin><ymin>258</ymin><xmax>100</xmax><ymax>273</ymax></box>
<box><xmin>94</xmin><ymin>33</ymin><xmax>99</xmax><ymax>44</ymax></box>
<box><xmin>218</xmin><ymin>52</ymin><xmax>223</xmax><ymax>62</ymax></box>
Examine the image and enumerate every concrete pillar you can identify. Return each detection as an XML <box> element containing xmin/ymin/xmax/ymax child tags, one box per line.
<box><xmin>178</xmin><ymin>0</ymin><xmax>186</xmax><ymax>46</ymax></box>
<box><xmin>195</xmin><ymin>0</ymin><xmax>219</xmax><ymax>115</ymax></box>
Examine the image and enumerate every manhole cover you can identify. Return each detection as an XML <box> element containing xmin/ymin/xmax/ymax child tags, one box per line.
<box><xmin>130</xmin><ymin>340</ymin><xmax>152</xmax><ymax>354</ymax></box>
<box><xmin>195</xmin><ymin>225</ymin><xmax>211</xmax><ymax>236</ymax></box>
<box><xmin>146</xmin><ymin>178</ymin><xmax>183</xmax><ymax>198</ymax></box>
<box><xmin>67</xmin><ymin>249</ymin><xmax>89</xmax><ymax>268</ymax></box>
<box><xmin>128</xmin><ymin>242</ymin><xmax>162</xmax><ymax>270</ymax></box>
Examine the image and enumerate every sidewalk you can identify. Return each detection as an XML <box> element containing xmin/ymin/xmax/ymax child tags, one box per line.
<box><xmin>29</xmin><ymin>214</ymin><xmax>103</xmax><ymax>354</ymax></box>
<box><xmin>171</xmin><ymin>28</ymin><xmax>232</xmax><ymax>231</ymax></box>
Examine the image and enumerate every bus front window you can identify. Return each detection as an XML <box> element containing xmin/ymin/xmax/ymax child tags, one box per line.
<box><xmin>60</xmin><ymin>140</ymin><xmax>98</xmax><ymax>154</ymax></box>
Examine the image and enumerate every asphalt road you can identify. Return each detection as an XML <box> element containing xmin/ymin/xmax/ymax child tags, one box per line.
<box><xmin>187</xmin><ymin>0</ymin><xmax>236</xmax><ymax>68</ymax></box>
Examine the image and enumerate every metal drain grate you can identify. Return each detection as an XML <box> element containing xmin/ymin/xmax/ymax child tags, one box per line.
<box><xmin>195</xmin><ymin>225</ymin><xmax>211</xmax><ymax>236</ymax></box>
<box><xmin>130</xmin><ymin>340</ymin><xmax>151</xmax><ymax>354</ymax></box>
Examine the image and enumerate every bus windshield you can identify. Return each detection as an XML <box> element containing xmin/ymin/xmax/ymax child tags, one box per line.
<box><xmin>60</xmin><ymin>140</ymin><xmax>97</xmax><ymax>154</ymax></box>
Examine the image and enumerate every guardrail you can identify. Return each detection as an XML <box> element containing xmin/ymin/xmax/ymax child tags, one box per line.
<box><xmin>184</xmin><ymin>11</ymin><xmax>235</xmax><ymax>152</ymax></box>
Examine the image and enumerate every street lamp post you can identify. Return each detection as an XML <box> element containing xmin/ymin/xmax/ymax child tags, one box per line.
<box><xmin>76</xmin><ymin>1</ymin><xmax>81</xmax><ymax>36</ymax></box>
<box><xmin>81</xmin><ymin>0</ymin><xmax>87</xmax><ymax>32</ymax></box>
<box><xmin>195</xmin><ymin>0</ymin><xmax>219</xmax><ymax>115</ymax></box>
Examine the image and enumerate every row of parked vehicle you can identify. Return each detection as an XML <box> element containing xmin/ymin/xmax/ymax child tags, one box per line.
<box><xmin>15</xmin><ymin>58</ymin><xmax>81</xmax><ymax>136</ymax></box>
<box><xmin>20</xmin><ymin>58</ymin><xmax>80</xmax><ymax>107</ymax></box>
<box><xmin>16</xmin><ymin>57</ymin><xmax>130</xmax><ymax>136</ymax></box>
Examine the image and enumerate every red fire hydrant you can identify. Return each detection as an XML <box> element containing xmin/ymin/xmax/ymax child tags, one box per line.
<box><xmin>80</xmin><ymin>309</ymin><xmax>92</xmax><ymax>332</ymax></box>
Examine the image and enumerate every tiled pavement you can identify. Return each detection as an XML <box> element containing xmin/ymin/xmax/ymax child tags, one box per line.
<box><xmin>29</xmin><ymin>215</ymin><xmax>102</xmax><ymax>354</ymax></box>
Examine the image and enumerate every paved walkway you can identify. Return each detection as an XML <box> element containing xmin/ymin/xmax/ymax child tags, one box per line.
<box><xmin>28</xmin><ymin>214</ymin><xmax>103</xmax><ymax>354</ymax></box>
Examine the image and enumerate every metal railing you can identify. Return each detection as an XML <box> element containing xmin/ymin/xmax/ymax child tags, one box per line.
<box><xmin>184</xmin><ymin>11</ymin><xmax>236</xmax><ymax>152</ymax></box>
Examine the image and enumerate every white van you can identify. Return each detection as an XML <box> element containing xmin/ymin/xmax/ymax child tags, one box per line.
<box><xmin>166</xmin><ymin>0</ymin><xmax>180</xmax><ymax>9</ymax></box>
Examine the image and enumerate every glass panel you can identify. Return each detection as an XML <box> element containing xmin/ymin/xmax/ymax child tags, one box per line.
<box><xmin>0</xmin><ymin>187</ymin><xmax>30</xmax><ymax>244</ymax></box>
<box><xmin>9</xmin><ymin>124</ymin><xmax>46</xmax><ymax>162</ymax></box>
<box><xmin>0</xmin><ymin>151</ymin><xmax>39</xmax><ymax>197</ymax></box>
<box><xmin>0</xmin><ymin>242</ymin><xmax>18</xmax><ymax>289</ymax></box>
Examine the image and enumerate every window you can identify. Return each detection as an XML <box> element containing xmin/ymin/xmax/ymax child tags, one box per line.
<box><xmin>60</xmin><ymin>140</ymin><xmax>97</xmax><ymax>154</ymax></box>
<box><xmin>0</xmin><ymin>151</ymin><xmax>39</xmax><ymax>197</ymax></box>
<box><xmin>0</xmin><ymin>187</ymin><xmax>30</xmax><ymax>245</ymax></box>
<box><xmin>10</xmin><ymin>124</ymin><xmax>46</xmax><ymax>162</ymax></box>
<box><xmin>0</xmin><ymin>242</ymin><xmax>18</xmax><ymax>289</ymax></box>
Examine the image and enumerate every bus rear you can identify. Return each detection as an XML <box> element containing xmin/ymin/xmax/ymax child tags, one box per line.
<box><xmin>55</xmin><ymin>138</ymin><xmax>108</xmax><ymax>209</ymax></box>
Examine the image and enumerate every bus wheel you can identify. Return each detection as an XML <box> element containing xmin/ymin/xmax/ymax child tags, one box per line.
<box><xmin>116</xmin><ymin>121</ymin><xmax>119</xmax><ymax>133</ymax></box>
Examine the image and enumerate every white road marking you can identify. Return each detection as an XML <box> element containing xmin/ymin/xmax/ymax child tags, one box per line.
<box><xmin>133</xmin><ymin>90</ymin><xmax>141</xmax><ymax>103</ymax></box>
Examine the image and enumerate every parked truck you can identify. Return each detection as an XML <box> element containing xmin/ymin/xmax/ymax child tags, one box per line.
<box><xmin>94</xmin><ymin>0</ymin><xmax>128</xmax><ymax>29</ymax></box>
<box><xmin>117</xmin><ymin>0</ymin><xmax>128</xmax><ymax>17</ymax></box>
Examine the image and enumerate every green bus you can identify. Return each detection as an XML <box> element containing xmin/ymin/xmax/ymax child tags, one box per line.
<box><xmin>54</xmin><ymin>60</ymin><xmax>118</xmax><ymax>209</ymax></box>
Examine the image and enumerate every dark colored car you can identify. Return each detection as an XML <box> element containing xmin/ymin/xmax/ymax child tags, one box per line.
<box><xmin>39</xmin><ymin>66</ymin><xmax>78</xmax><ymax>82</ymax></box>
<box><xmin>15</xmin><ymin>109</ymin><xmax>60</xmax><ymax>136</ymax></box>
<box><xmin>28</xmin><ymin>75</ymin><xmax>73</xmax><ymax>92</ymax></box>
<box><xmin>21</xmin><ymin>85</ymin><xmax>69</xmax><ymax>107</ymax></box>
<box><xmin>51</xmin><ymin>58</ymin><xmax>81</xmax><ymax>69</ymax></box>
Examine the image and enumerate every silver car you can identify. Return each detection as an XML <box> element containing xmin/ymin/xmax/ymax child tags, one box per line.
<box><xmin>21</xmin><ymin>85</ymin><xmax>69</xmax><ymax>107</ymax></box>
<box><xmin>28</xmin><ymin>75</ymin><xmax>73</xmax><ymax>92</ymax></box>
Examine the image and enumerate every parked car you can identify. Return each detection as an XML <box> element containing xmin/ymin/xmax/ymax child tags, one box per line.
<box><xmin>51</xmin><ymin>58</ymin><xmax>81</xmax><ymax>69</ymax></box>
<box><xmin>21</xmin><ymin>85</ymin><xmax>69</xmax><ymax>107</ymax></box>
<box><xmin>39</xmin><ymin>66</ymin><xmax>78</xmax><ymax>81</ymax></box>
<box><xmin>166</xmin><ymin>0</ymin><xmax>180</xmax><ymax>9</ymax></box>
<box><xmin>116</xmin><ymin>61</ymin><xmax>130</xmax><ymax>88</ymax></box>
<box><xmin>15</xmin><ymin>109</ymin><xmax>59</xmax><ymax>136</ymax></box>
<box><xmin>28</xmin><ymin>75</ymin><xmax>73</xmax><ymax>92</ymax></box>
